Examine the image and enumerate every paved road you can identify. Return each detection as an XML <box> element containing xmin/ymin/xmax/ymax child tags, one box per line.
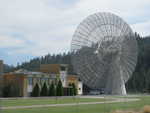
<box><xmin>1</xmin><ymin>96</ymin><xmax>140</xmax><ymax>110</ymax></box>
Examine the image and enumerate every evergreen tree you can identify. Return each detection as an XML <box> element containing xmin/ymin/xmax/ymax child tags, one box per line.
<box><xmin>72</xmin><ymin>83</ymin><xmax>77</xmax><ymax>95</ymax></box>
<box><xmin>2</xmin><ymin>84</ymin><xmax>11</xmax><ymax>97</ymax></box>
<box><xmin>2</xmin><ymin>83</ymin><xmax>20</xmax><ymax>97</ymax></box>
<box><xmin>31</xmin><ymin>83</ymin><xmax>40</xmax><ymax>97</ymax></box>
<box><xmin>56</xmin><ymin>80</ymin><xmax>63</xmax><ymax>96</ymax></box>
<box><xmin>68</xmin><ymin>83</ymin><xmax>74</xmax><ymax>96</ymax></box>
<box><xmin>146</xmin><ymin>69</ymin><xmax>150</xmax><ymax>92</ymax></box>
<box><xmin>48</xmin><ymin>82</ymin><xmax>56</xmax><ymax>96</ymax></box>
<box><xmin>40</xmin><ymin>82</ymin><xmax>48</xmax><ymax>96</ymax></box>
<box><xmin>148</xmin><ymin>83</ymin><xmax>150</xmax><ymax>93</ymax></box>
<box><xmin>11</xmin><ymin>83</ymin><xmax>20</xmax><ymax>97</ymax></box>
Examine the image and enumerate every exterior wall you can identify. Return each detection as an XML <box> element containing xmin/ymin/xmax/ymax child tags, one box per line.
<box><xmin>60</xmin><ymin>65</ymin><xmax>68</xmax><ymax>87</ymax></box>
<box><xmin>2</xmin><ymin>73</ymin><xmax>26</xmax><ymax>97</ymax></box>
<box><xmin>67</xmin><ymin>76</ymin><xmax>78</xmax><ymax>86</ymax></box>
<box><xmin>67</xmin><ymin>75</ymin><xmax>83</xmax><ymax>95</ymax></box>
<box><xmin>23</xmin><ymin>78</ymin><xmax>28</xmax><ymax>97</ymax></box>
<box><xmin>26</xmin><ymin>74</ymin><xmax>54</xmax><ymax>96</ymax></box>
<box><xmin>60</xmin><ymin>71</ymin><xmax>67</xmax><ymax>87</ymax></box>
<box><xmin>0</xmin><ymin>75</ymin><xmax>4</xmax><ymax>96</ymax></box>
<box><xmin>40</xmin><ymin>64</ymin><xmax>68</xmax><ymax>87</ymax></box>
<box><xmin>27</xmin><ymin>77</ymin><xmax>33</xmax><ymax>95</ymax></box>
<box><xmin>0</xmin><ymin>60</ymin><xmax>3</xmax><ymax>75</ymax></box>
<box><xmin>77</xmin><ymin>81</ymin><xmax>83</xmax><ymax>95</ymax></box>
<box><xmin>2</xmin><ymin>72</ymin><xmax>56</xmax><ymax>97</ymax></box>
<box><xmin>1</xmin><ymin>64</ymin><xmax>81</xmax><ymax>97</ymax></box>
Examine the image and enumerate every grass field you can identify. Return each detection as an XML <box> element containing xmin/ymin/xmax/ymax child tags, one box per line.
<box><xmin>1</xmin><ymin>97</ymin><xmax>106</xmax><ymax>107</ymax></box>
<box><xmin>1</xmin><ymin>95</ymin><xmax>150</xmax><ymax>113</ymax></box>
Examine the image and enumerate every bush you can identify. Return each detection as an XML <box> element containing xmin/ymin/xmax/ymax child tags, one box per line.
<box><xmin>68</xmin><ymin>83</ymin><xmax>74</xmax><ymax>96</ymax></box>
<box><xmin>31</xmin><ymin>83</ymin><xmax>40</xmax><ymax>97</ymax></box>
<box><xmin>72</xmin><ymin>83</ymin><xmax>77</xmax><ymax>96</ymax></box>
<box><xmin>2</xmin><ymin>83</ymin><xmax>20</xmax><ymax>97</ymax></box>
<box><xmin>68</xmin><ymin>83</ymin><xmax>77</xmax><ymax>96</ymax></box>
<box><xmin>56</xmin><ymin>80</ymin><xmax>63</xmax><ymax>96</ymax></box>
<box><xmin>2</xmin><ymin>84</ymin><xmax>11</xmax><ymax>97</ymax></box>
<box><xmin>40</xmin><ymin>82</ymin><xmax>48</xmax><ymax>96</ymax></box>
<box><xmin>11</xmin><ymin>83</ymin><xmax>20</xmax><ymax>97</ymax></box>
<box><xmin>48</xmin><ymin>82</ymin><xmax>56</xmax><ymax>96</ymax></box>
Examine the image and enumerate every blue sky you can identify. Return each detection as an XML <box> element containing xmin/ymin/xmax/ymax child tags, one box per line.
<box><xmin>0</xmin><ymin>0</ymin><xmax>150</xmax><ymax>65</ymax></box>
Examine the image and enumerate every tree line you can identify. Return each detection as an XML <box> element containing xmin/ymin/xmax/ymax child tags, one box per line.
<box><xmin>126</xmin><ymin>33</ymin><xmax>150</xmax><ymax>93</ymax></box>
<box><xmin>2</xmin><ymin>80</ymin><xmax>77</xmax><ymax>97</ymax></box>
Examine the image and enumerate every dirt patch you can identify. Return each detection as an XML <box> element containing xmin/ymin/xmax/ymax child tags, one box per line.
<box><xmin>143</xmin><ymin>106</ymin><xmax>150</xmax><ymax>113</ymax></box>
<box><xmin>111</xmin><ymin>106</ymin><xmax>150</xmax><ymax>113</ymax></box>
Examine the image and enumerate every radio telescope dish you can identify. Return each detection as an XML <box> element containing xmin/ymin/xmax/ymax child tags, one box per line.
<box><xmin>71</xmin><ymin>12</ymin><xmax>137</xmax><ymax>95</ymax></box>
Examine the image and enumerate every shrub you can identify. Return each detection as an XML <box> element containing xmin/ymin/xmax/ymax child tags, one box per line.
<box><xmin>68</xmin><ymin>83</ymin><xmax>77</xmax><ymax>96</ymax></box>
<box><xmin>56</xmin><ymin>80</ymin><xmax>63</xmax><ymax>96</ymax></box>
<box><xmin>31</xmin><ymin>83</ymin><xmax>40</xmax><ymax>97</ymax></box>
<box><xmin>40</xmin><ymin>82</ymin><xmax>48</xmax><ymax>96</ymax></box>
<box><xmin>2</xmin><ymin>83</ymin><xmax>20</xmax><ymax>97</ymax></box>
<box><xmin>2</xmin><ymin>84</ymin><xmax>11</xmax><ymax>97</ymax></box>
<box><xmin>48</xmin><ymin>82</ymin><xmax>56</xmax><ymax>96</ymax></box>
<box><xmin>72</xmin><ymin>83</ymin><xmax>77</xmax><ymax>96</ymax></box>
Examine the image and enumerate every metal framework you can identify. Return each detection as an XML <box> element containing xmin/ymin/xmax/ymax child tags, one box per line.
<box><xmin>71</xmin><ymin>12</ymin><xmax>138</xmax><ymax>95</ymax></box>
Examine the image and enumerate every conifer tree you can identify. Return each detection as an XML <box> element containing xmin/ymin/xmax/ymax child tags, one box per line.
<box><xmin>48</xmin><ymin>82</ymin><xmax>56</xmax><ymax>96</ymax></box>
<box><xmin>68</xmin><ymin>83</ymin><xmax>74</xmax><ymax>96</ymax></box>
<box><xmin>40</xmin><ymin>82</ymin><xmax>48</xmax><ymax>96</ymax></box>
<box><xmin>31</xmin><ymin>83</ymin><xmax>40</xmax><ymax>97</ymax></box>
<box><xmin>72</xmin><ymin>83</ymin><xmax>77</xmax><ymax>96</ymax></box>
<box><xmin>56</xmin><ymin>80</ymin><xmax>63</xmax><ymax>96</ymax></box>
<box><xmin>2</xmin><ymin>84</ymin><xmax>11</xmax><ymax>97</ymax></box>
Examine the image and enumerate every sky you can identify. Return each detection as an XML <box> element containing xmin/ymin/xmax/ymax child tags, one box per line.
<box><xmin>0</xmin><ymin>0</ymin><xmax>150</xmax><ymax>65</ymax></box>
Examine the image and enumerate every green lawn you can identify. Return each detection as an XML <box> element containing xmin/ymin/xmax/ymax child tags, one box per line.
<box><xmin>2</xmin><ymin>95</ymin><xmax>150</xmax><ymax>113</ymax></box>
<box><xmin>1</xmin><ymin>97</ymin><xmax>106</xmax><ymax>107</ymax></box>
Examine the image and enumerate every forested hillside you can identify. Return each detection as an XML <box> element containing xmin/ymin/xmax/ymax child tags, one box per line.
<box><xmin>4</xmin><ymin>52</ymin><xmax>74</xmax><ymax>74</ymax></box>
<box><xmin>3</xmin><ymin>33</ymin><xmax>150</xmax><ymax>93</ymax></box>
<box><xmin>126</xmin><ymin>35</ymin><xmax>150</xmax><ymax>93</ymax></box>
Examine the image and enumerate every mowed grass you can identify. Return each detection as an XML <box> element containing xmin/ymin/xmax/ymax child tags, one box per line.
<box><xmin>1</xmin><ymin>97</ymin><xmax>105</xmax><ymax>107</ymax></box>
<box><xmin>2</xmin><ymin>95</ymin><xmax>150</xmax><ymax>113</ymax></box>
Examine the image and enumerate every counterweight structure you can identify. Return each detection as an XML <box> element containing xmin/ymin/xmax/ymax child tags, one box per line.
<box><xmin>71</xmin><ymin>12</ymin><xmax>137</xmax><ymax>95</ymax></box>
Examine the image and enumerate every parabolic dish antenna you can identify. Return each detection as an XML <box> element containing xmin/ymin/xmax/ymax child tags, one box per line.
<box><xmin>71</xmin><ymin>12</ymin><xmax>137</xmax><ymax>95</ymax></box>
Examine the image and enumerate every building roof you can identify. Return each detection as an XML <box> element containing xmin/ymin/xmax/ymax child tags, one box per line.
<box><xmin>13</xmin><ymin>69</ymin><xmax>46</xmax><ymax>75</ymax></box>
<box><xmin>40</xmin><ymin>64</ymin><xmax>68</xmax><ymax>74</ymax></box>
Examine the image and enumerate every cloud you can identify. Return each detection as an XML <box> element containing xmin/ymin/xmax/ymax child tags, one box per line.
<box><xmin>0</xmin><ymin>0</ymin><xmax>149</xmax><ymax>64</ymax></box>
<box><xmin>0</xmin><ymin>35</ymin><xmax>26</xmax><ymax>48</ymax></box>
<box><xmin>131</xmin><ymin>20</ymin><xmax>150</xmax><ymax>36</ymax></box>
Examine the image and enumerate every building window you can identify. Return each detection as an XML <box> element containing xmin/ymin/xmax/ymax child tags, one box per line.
<box><xmin>46</xmin><ymin>78</ymin><xmax>49</xmax><ymax>84</ymax></box>
<box><xmin>40</xmin><ymin>78</ymin><xmax>42</xmax><ymax>84</ymax></box>
<box><xmin>42</xmin><ymin>78</ymin><xmax>45</xmax><ymax>83</ymax></box>
<box><xmin>28</xmin><ymin>78</ymin><xmax>33</xmax><ymax>85</ymax></box>
<box><xmin>44</xmin><ymin>78</ymin><xmax>47</xmax><ymax>81</ymax></box>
